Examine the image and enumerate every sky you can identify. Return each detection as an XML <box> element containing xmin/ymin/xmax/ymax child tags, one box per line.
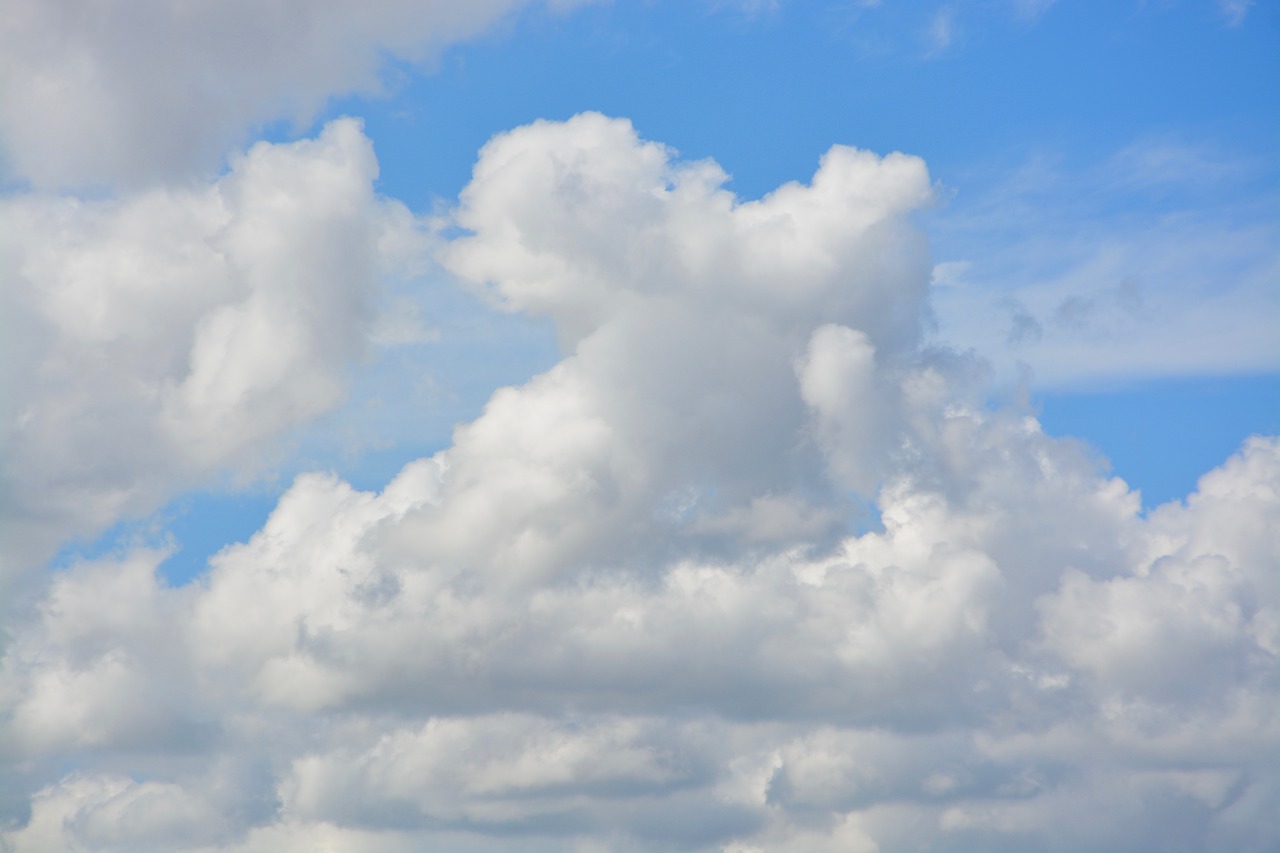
<box><xmin>0</xmin><ymin>1</ymin><xmax>1277</xmax><ymax>851</ymax></box>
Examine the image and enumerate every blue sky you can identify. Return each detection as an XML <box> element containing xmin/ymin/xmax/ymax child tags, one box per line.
<box><xmin>2</xmin><ymin>2</ymin><xmax>1278</xmax><ymax>851</ymax></box>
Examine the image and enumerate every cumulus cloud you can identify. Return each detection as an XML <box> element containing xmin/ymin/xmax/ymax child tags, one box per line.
<box><xmin>2</xmin><ymin>114</ymin><xmax>1276</xmax><ymax>852</ymax></box>
<box><xmin>0</xmin><ymin>0</ymin><xmax>594</xmax><ymax>188</ymax></box>
<box><xmin>0</xmin><ymin>118</ymin><xmax>427</xmax><ymax>590</ymax></box>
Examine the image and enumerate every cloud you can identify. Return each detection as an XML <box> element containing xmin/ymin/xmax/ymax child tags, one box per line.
<box><xmin>0</xmin><ymin>0</ymin><xmax>597</xmax><ymax>188</ymax></box>
<box><xmin>927</xmin><ymin>139</ymin><xmax>1280</xmax><ymax>388</ymax></box>
<box><xmin>924</xmin><ymin>7</ymin><xmax>958</xmax><ymax>56</ymax></box>
<box><xmin>1217</xmin><ymin>0</ymin><xmax>1255</xmax><ymax>26</ymax></box>
<box><xmin>0</xmin><ymin>119</ymin><xmax>427</xmax><ymax>591</ymax></box>
<box><xmin>2</xmin><ymin>114</ymin><xmax>1276</xmax><ymax>852</ymax></box>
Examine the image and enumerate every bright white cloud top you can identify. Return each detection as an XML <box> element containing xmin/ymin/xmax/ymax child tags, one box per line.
<box><xmin>1</xmin><ymin>3</ymin><xmax>1277</xmax><ymax>852</ymax></box>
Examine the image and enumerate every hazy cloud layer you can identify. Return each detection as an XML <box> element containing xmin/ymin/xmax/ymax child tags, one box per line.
<box><xmin>2</xmin><ymin>115</ymin><xmax>1275</xmax><ymax>852</ymax></box>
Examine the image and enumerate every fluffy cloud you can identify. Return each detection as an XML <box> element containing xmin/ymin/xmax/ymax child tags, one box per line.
<box><xmin>0</xmin><ymin>0</ymin><xmax>593</xmax><ymax>188</ymax></box>
<box><xmin>0</xmin><ymin>119</ymin><xmax>426</xmax><ymax>591</ymax></box>
<box><xmin>1</xmin><ymin>115</ymin><xmax>1275</xmax><ymax>852</ymax></box>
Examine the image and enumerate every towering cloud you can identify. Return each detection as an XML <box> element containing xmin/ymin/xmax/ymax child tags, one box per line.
<box><xmin>2</xmin><ymin>114</ymin><xmax>1275</xmax><ymax>852</ymax></box>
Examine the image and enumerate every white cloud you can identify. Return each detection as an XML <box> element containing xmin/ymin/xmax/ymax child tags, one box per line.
<box><xmin>797</xmin><ymin>324</ymin><xmax>898</xmax><ymax>492</ymax></box>
<box><xmin>0</xmin><ymin>118</ymin><xmax>428</xmax><ymax>591</ymax></box>
<box><xmin>1010</xmin><ymin>0</ymin><xmax>1058</xmax><ymax>22</ymax></box>
<box><xmin>2</xmin><ymin>114</ymin><xmax>1276</xmax><ymax>852</ymax></box>
<box><xmin>0</xmin><ymin>0</ymin><xmax>596</xmax><ymax>188</ymax></box>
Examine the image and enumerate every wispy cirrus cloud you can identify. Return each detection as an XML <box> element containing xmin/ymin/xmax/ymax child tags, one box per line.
<box><xmin>927</xmin><ymin>137</ymin><xmax>1280</xmax><ymax>389</ymax></box>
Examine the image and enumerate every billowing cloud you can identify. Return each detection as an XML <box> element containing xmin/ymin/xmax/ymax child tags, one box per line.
<box><xmin>0</xmin><ymin>119</ymin><xmax>427</xmax><ymax>590</ymax></box>
<box><xmin>2</xmin><ymin>114</ymin><xmax>1275</xmax><ymax>852</ymax></box>
<box><xmin>0</xmin><ymin>0</ymin><xmax>594</xmax><ymax>188</ymax></box>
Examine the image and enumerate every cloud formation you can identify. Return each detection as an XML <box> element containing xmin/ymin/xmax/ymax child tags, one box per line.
<box><xmin>0</xmin><ymin>0</ymin><xmax>592</xmax><ymax>188</ymax></box>
<box><xmin>2</xmin><ymin>114</ymin><xmax>1275</xmax><ymax>852</ymax></box>
<box><xmin>0</xmin><ymin>119</ymin><xmax>425</xmax><ymax>590</ymax></box>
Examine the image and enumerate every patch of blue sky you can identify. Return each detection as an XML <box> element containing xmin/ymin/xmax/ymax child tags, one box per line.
<box><xmin>1037</xmin><ymin>372</ymin><xmax>1280</xmax><ymax>509</ymax></box>
<box><xmin>48</xmin><ymin>490</ymin><xmax>277</xmax><ymax>587</ymax></box>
